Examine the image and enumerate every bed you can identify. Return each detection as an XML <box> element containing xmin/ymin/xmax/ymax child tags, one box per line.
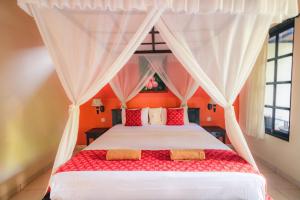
<box><xmin>50</xmin><ymin>108</ymin><xmax>266</xmax><ymax>200</ymax></box>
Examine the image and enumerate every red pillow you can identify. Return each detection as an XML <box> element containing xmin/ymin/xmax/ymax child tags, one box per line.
<box><xmin>166</xmin><ymin>108</ymin><xmax>184</xmax><ymax>125</ymax></box>
<box><xmin>125</xmin><ymin>109</ymin><xmax>142</xmax><ymax>126</ymax></box>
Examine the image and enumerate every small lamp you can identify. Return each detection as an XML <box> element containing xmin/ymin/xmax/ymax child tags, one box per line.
<box><xmin>91</xmin><ymin>98</ymin><xmax>104</xmax><ymax>114</ymax></box>
<box><xmin>207</xmin><ymin>98</ymin><xmax>217</xmax><ymax>112</ymax></box>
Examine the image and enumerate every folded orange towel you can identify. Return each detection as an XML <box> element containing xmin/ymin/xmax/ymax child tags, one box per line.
<box><xmin>106</xmin><ymin>149</ymin><xmax>141</xmax><ymax>160</ymax></box>
<box><xmin>170</xmin><ymin>149</ymin><xmax>205</xmax><ymax>161</ymax></box>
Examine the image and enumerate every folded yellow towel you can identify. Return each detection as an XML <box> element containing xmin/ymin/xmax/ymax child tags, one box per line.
<box><xmin>170</xmin><ymin>149</ymin><xmax>205</xmax><ymax>161</ymax></box>
<box><xmin>106</xmin><ymin>149</ymin><xmax>141</xmax><ymax>160</ymax></box>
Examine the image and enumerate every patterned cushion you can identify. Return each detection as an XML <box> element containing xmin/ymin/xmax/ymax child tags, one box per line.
<box><xmin>125</xmin><ymin>109</ymin><xmax>142</xmax><ymax>126</ymax></box>
<box><xmin>122</xmin><ymin>108</ymin><xmax>149</xmax><ymax>125</ymax></box>
<box><xmin>166</xmin><ymin>108</ymin><xmax>184</xmax><ymax>125</ymax></box>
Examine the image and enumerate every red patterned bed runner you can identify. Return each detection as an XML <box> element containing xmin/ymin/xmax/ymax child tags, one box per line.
<box><xmin>56</xmin><ymin>150</ymin><xmax>272</xmax><ymax>199</ymax></box>
<box><xmin>56</xmin><ymin>150</ymin><xmax>259</xmax><ymax>174</ymax></box>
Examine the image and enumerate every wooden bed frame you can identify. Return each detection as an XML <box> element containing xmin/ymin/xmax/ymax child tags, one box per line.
<box><xmin>112</xmin><ymin>108</ymin><xmax>200</xmax><ymax>126</ymax></box>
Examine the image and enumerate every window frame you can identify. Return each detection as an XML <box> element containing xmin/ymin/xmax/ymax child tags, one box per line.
<box><xmin>265</xmin><ymin>19</ymin><xmax>295</xmax><ymax>141</ymax></box>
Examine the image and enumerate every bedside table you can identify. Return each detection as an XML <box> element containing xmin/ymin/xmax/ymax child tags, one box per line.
<box><xmin>203</xmin><ymin>126</ymin><xmax>226</xmax><ymax>143</ymax></box>
<box><xmin>85</xmin><ymin>128</ymin><xmax>109</xmax><ymax>145</ymax></box>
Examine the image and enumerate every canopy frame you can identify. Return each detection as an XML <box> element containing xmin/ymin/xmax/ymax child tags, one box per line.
<box><xmin>135</xmin><ymin>27</ymin><xmax>172</xmax><ymax>54</ymax></box>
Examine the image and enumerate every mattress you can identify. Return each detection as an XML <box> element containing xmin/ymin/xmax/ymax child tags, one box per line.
<box><xmin>50</xmin><ymin>124</ymin><xmax>266</xmax><ymax>200</ymax></box>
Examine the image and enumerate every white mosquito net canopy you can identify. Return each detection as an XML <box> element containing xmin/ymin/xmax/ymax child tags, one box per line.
<box><xmin>109</xmin><ymin>55</ymin><xmax>156</xmax><ymax>108</ymax></box>
<box><xmin>18</xmin><ymin>0</ymin><xmax>298</xmax><ymax>177</ymax></box>
<box><xmin>110</xmin><ymin>54</ymin><xmax>198</xmax><ymax>108</ymax></box>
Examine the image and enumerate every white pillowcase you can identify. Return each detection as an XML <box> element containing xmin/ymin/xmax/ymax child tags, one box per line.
<box><xmin>148</xmin><ymin>108</ymin><xmax>163</xmax><ymax>125</ymax></box>
<box><xmin>141</xmin><ymin>108</ymin><xmax>149</xmax><ymax>125</ymax></box>
<box><xmin>122</xmin><ymin>107</ymin><xmax>149</xmax><ymax>125</ymax></box>
<box><xmin>161</xmin><ymin>108</ymin><xmax>167</xmax><ymax>125</ymax></box>
<box><xmin>161</xmin><ymin>107</ymin><xmax>189</xmax><ymax>125</ymax></box>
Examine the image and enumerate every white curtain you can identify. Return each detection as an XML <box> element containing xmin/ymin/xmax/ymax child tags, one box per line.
<box><xmin>110</xmin><ymin>54</ymin><xmax>198</xmax><ymax>108</ymax></box>
<box><xmin>19</xmin><ymin>0</ymin><xmax>298</xmax><ymax>20</ymax></box>
<box><xmin>156</xmin><ymin>10</ymin><xmax>292</xmax><ymax>169</ymax></box>
<box><xmin>110</xmin><ymin>55</ymin><xmax>155</xmax><ymax>107</ymax></box>
<box><xmin>26</xmin><ymin>4</ymin><xmax>164</xmax><ymax>174</ymax></box>
<box><xmin>143</xmin><ymin>54</ymin><xmax>198</xmax><ymax>106</ymax></box>
<box><xmin>240</xmin><ymin>41</ymin><xmax>268</xmax><ymax>139</ymax></box>
<box><xmin>18</xmin><ymin>0</ymin><xmax>298</xmax><ymax>172</ymax></box>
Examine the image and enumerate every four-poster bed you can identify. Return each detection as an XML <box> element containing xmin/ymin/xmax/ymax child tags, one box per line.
<box><xmin>17</xmin><ymin>0</ymin><xmax>298</xmax><ymax>199</ymax></box>
<box><xmin>51</xmin><ymin>122</ymin><xmax>266</xmax><ymax>200</ymax></box>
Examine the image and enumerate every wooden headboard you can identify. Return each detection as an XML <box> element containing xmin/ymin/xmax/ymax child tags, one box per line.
<box><xmin>111</xmin><ymin>109</ymin><xmax>122</xmax><ymax>126</ymax></box>
<box><xmin>112</xmin><ymin>108</ymin><xmax>200</xmax><ymax>126</ymax></box>
<box><xmin>187</xmin><ymin>108</ymin><xmax>200</xmax><ymax>125</ymax></box>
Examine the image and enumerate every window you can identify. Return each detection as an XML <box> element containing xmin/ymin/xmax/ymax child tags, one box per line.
<box><xmin>264</xmin><ymin>19</ymin><xmax>294</xmax><ymax>141</ymax></box>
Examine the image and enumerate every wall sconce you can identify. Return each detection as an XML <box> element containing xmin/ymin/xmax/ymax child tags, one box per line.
<box><xmin>91</xmin><ymin>98</ymin><xmax>104</xmax><ymax>114</ymax></box>
<box><xmin>207</xmin><ymin>98</ymin><xmax>217</xmax><ymax>112</ymax></box>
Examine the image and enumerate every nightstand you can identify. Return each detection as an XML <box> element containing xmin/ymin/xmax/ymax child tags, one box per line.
<box><xmin>85</xmin><ymin>128</ymin><xmax>109</xmax><ymax>145</ymax></box>
<box><xmin>203</xmin><ymin>126</ymin><xmax>226</xmax><ymax>143</ymax></box>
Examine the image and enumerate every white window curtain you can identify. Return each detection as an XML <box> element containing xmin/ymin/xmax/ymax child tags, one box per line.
<box><xmin>156</xmin><ymin>5</ymin><xmax>296</xmax><ymax>168</ymax></box>
<box><xmin>143</xmin><ymin>54</ymin><xmax>198</xmax><ymax>106</ymax></box>
<box><xmin>240</xmin><ymin>41</ymin><xmax>268</xmax><ymax>139</ymax></box>
<box><xmin>25</xmin><ymin>4</ymin><xmax>165</xmax><ymax>174</ymax></box>
<box><xmin>109</xmin><ymin>55</ymin><xmax>155</xmax><ymax>107</ymax></box>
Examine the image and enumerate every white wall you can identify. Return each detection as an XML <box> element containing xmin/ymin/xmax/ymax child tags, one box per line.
<box><xmin>0</xmin><ymin>1</ymin><xmax>69</xmax><ymax>199</ymax></box>
<box><xmin>240</xmin><ymin>16</ymin><xmax>300</xmax><ymax>185</ymax></box>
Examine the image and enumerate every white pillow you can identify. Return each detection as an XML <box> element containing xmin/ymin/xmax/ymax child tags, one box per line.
<box><xmin>161</xmin><ymin>108</ymin><xmax>167</xmax><ymax>124</ymax></box>
<box><xmin>141</xmin><ymin>107</ymin><xmax>149</xmax><ymax>125</ymax></box>
<box><xmin>122</xmin><ymin>108</ymin><xmax>149</xmax><ymax>125</ymax></box>
<box><xmin>162</xmin><ymin>107</ymin><xmax>189</xmax><ymax>125</ymax></box>
<box><xmin>149</xmin><ymin>108</ymin><xmax>162</xmax><ymax>125</ymax></box>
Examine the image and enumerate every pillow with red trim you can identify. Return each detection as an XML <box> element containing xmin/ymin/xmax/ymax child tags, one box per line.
<box><xmin>166</xmin><ymin>108</ymin><xmax>184</xmax><ymax>125</ymax></box>
<box><xmin>125</xmin><ymin>109</ymin><xmax>142</xmax><ymax>126</ymax></box>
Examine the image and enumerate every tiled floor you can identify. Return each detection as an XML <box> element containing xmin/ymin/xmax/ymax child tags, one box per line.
<box><xmin>9</xmin><ymin>159</ymin><xmax>300</xmax><ymax>200</ymax></box>
<box><xmin>256</xmin><ymin>159</ymin><xmax>300</xmax><ymax>200</ymax></box>
<box><xmin>9</xmin><ymin>169</ymin><xmax>51</xmax><ymax>200</ymax></box>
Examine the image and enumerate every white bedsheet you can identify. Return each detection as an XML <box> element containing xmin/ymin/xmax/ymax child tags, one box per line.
<box><xmin>51</xmin><ymin>124</ymin><xmax>265</xmax><ymax>200</ymax></box>
<box><xmin>85</xmin><ymin>124</ymin><xmax>230</xmax><ymax>151</ymax></box>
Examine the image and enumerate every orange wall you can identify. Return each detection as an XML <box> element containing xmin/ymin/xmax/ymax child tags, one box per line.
<box><xmin>78</xmin><ymin>84</ymin><xmax>239</xmax><ymax>145</ymax></box>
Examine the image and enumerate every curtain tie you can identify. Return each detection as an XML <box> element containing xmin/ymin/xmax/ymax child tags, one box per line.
<box><xmin>121</xmin><ymin>103</ymin><xmax>127</xmax><ymax>109</ymax></box>
<box><xmin>68</xmin><ymin>104</ymin><xmax>79</xmax><ymax>114</ymax></box>
<box><xmin>224</xmin><ymin>105</ymin><xmax>236</xmax><ymax>118</ymax></box>
<box><xmin>224</xmin><ymin>105</ymin><xmax>234</xmax><ymax>110</ymax></box>
<box><xmin>181</xmin><ymin>101</ymin><xmax>188</xmax><ymax>107</ymax></box>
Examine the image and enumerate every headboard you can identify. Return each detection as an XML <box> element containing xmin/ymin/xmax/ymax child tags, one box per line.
<box><xmin>112</xmin><ymin>109</ymin><xmax>122</xmax><ymax>126</ymax></box>
<box><xmin>112</xmin><ymin>108</ymin><xmax>200</xmax><ymax>126</ymax></box>
<box><xmin>188</xmin><ymin>108</ymin><xmax>200</xmax><ymax>125</ymax></box>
